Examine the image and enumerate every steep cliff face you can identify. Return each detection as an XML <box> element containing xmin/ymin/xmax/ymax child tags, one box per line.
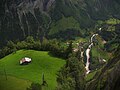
<box><xmin>85</xmin><ymin>47</ymin><xmax>120</xmax><ymax>90</ymax></box>
<box><xmin>0</xmin><ymin>0</ymin><xmax>120</xmax><ymax>47</ymax></box>
<box><xmin>85</xmin><ymin>0</ymin><xmax>120</xmax><ymax>20</ymax></box>
<box><xmin>0</xmin><ymin>0</ymin><xmax>55</xmax><ymax>46</ymax></box>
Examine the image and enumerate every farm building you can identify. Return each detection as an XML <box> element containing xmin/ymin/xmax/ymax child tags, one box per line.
<box><xmin>20</xmin><ymin>57</ymin><xmax>31</xmax><ymax>65</ymax></box>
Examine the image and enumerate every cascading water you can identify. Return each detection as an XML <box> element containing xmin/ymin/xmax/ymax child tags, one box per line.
<box><xmin>85</xmin><ymin>34</ymin><xmax>98</xmax><ymax>74</ymax></box>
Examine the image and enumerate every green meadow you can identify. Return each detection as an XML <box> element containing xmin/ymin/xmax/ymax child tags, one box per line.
<box><xmin>0</xmin><ymin>50</ymin><xmax>65</xmax><ymax>90</ymax></box>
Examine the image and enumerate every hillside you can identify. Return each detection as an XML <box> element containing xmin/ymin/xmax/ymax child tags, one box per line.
<box><xmin>0</xmin><ymin>0</ymin><xmax>120</xmax><ymax>90</ymax></box>
<box><xmin>0</xmin><ymin>75</ymin><xmax>31</xmax><ymax>90</ymax></box>
<box><xmin>0</xmin><ymin>0</ymin><xmax>120</xmax><ymax>47</ymax></box>
<box><xmin>86</xmin><ymin>46</ymin><xmax>120</xmax><ymax>90</ymax></box>
<box><xmin>0</xmin><ymin>50</ymin><xmax>65</xmax><ymax>90</ymax></box>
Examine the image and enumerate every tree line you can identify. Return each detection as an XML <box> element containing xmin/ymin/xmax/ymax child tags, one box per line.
<box><xmin>0</xmin><ymin>36</ymin><xmax>73</xmax><ymax>59</ymax></box>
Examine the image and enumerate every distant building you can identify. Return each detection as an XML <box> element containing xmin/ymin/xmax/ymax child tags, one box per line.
<box><xmin>20</xmin><ymin>57</ymin><xmax>31</xmax><ymax>65</ymax></box>
<box><xmin>73</xmin><ymin>48</ymin><xmax>78</xmax><ymax>52</ymax></box>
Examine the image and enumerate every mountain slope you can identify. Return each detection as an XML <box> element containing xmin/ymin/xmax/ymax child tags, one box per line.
<box><xmin>85</xmin><ymin>46</ymin><xmax>120</xmax><ymax>90</ymax></box>
<box><xmin>0</xmin><ymin>0</ymin><xmax>120</xmax><ymax>47</ymax></box>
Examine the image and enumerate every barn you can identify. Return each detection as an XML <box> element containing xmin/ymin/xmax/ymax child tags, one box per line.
<box><xmin>20</xmin><ymin>57</ymin><xmax>31</xmax><ymax>65</ymax></box>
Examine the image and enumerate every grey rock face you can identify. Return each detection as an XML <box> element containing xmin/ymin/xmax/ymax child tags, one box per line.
<box><xmin>0</xmin><ymin>0</ymin><xmax>120</xmax><ymax>47</ymax></box>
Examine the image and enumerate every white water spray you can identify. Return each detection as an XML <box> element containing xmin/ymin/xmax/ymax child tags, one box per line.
<box><xmin>85</xmin><ymin>34</ymin><xmax>98</xmax><ymax>74</ymax></box>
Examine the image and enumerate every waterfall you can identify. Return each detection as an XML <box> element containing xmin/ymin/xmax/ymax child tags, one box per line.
<box><xmin>85</xmin><ymin>34</ymin><xmax>98</xmax><ymax>74</ymax></box>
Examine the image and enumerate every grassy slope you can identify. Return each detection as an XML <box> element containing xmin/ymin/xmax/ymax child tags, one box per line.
<box><xmin>85</xmin><ymin>70</ymin><xmax>97</xmax><ymax>82</ymax></box>
<box><xmin>0</xmin><ymin>75</ymin><xmax>31</xmax><ymax>90</ymax></box>
<box><xmin>92</xmin><ymin>47</ymin><xmax>109</xmax><ymax>60</ymax></box>
<box><xmin>91</xmin><ymin>35</ymin><xmax>110</xmax><ymax>61</ymax></box>
<box><xmin>106</xmin><ymin>18</ymin><xmax>120</xmax><ymax>24</ymax></box>
<box><xmin>0</xmin><ymin>50</ymin><xmax>65</xmax><ymax>90</ymax></box>
<box><xmin>49</xmin><ymin>16</ymin><xmax>80</xmax><ymax>35</ymax></box>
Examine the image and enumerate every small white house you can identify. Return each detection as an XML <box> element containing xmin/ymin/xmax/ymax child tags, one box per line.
<box><xmin>20</xmin><ymin>57</ymin><xmax>31</xmax><ymax>65</ymax></box>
